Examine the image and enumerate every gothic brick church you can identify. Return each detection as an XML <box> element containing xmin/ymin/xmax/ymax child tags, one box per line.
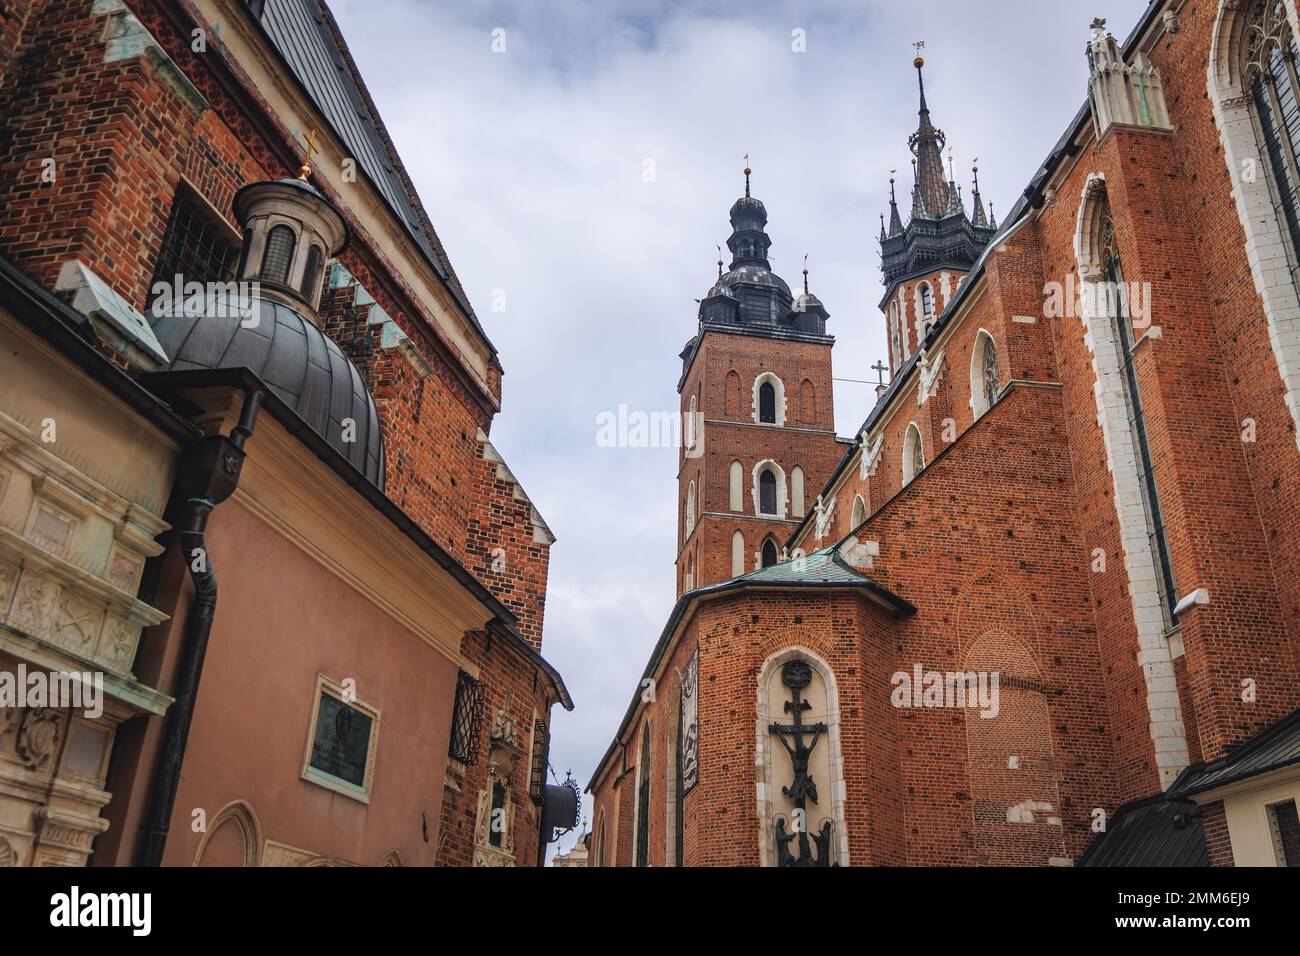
<box><xmin>588</xmin><ymin>0</ymin><xmax>1300</xmax><ymax>867</ymax></box>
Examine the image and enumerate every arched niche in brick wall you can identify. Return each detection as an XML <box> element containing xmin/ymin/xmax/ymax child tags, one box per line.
<box><xmin>754</xmin><ymin>646</ymin><xmax>849</xmax><ymax>867</ymax></box>
<box><xmin>962</xmin><ymin>630</ymin><xmax>1065</xmax><ymax>866</ymax></box>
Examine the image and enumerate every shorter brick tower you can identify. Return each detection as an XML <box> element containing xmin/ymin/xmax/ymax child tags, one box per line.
<box><xmin>675</xmin><ymin>167</ymin><xmax>842</xmax><ymax>596</ymax></box>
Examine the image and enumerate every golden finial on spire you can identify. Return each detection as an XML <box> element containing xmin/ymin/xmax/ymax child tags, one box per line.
<box><xmin>297</xmin><ymin>129</ymin><xmax>319</xmax><ymax>182</ymax></box>
<box><xmin>716</xmin><ymin>243</ymin><xmax>724</xmax><ymax>278</ymax></box>
<box><xmin>802</xmin><ymin>253</ymin><xmax>810</xmax><ymax>294</ymax></box>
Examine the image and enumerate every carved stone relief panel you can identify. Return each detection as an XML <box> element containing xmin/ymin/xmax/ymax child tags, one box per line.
<box><xmin>8</xmin><ymin>572</ymin><xmax>59</xmax><ymax>638</ymax></box>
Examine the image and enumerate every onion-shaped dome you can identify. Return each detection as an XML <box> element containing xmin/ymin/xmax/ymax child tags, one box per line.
<box><xmin>151</xmin><ymin>292</ymin><xmax>385</xmax><ymax>489</ymax></box>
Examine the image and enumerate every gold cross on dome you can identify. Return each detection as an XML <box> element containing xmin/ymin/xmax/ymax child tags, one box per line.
<box><xmin>298</xmin><ymin>129</ymin><xmax>319</xmax><ymax>181</ymax></box>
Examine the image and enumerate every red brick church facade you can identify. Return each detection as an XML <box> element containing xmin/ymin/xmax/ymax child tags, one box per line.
<box><xmin>589</xmin><ymin>0</ymin><xmax>1300</xmax><ymax>867</ymax></box>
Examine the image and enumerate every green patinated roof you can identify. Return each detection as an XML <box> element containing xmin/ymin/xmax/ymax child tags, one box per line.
<box><xmin>733</xmin><ymin>546</ymin><xmax>872</xmax><ymax>586</ymax></box>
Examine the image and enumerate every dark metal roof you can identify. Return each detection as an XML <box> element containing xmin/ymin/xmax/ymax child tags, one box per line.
<box><xmin>151</xmin><ymin>295</ymin><xmax>385</xmax><ymax>489</ymax></box>
<box><xmin>1181</xmin><ymin>706</ymin><xmax>1300</xmax><ymax>796</ymax></box>
<box><xmin>246</xmin><ymin>0</ymin><xmax>494</xmax><ymax>353</ymax></box>
<box><xmin>1079</xmin><ymin>793</ymin><xmax>1209</xmax><ymax>867</ymax></box>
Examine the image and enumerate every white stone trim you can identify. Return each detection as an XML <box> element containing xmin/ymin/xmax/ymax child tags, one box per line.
<box><xmin>751</xmin><ymin>459</ymin><xmax>788</xmax><ymax>519</ymax></box>
<box><xmin>1075</xmin><ymin>173</ymin><xmax>1189</xmax><ymax>789</ymax></box>
<box><xmin>1208</xmin><ymin>0</ymin><xmax>1300</xmax><ymax>450</ymax></box>
<box><xmin>751</xmin><ymin>372</ymin><xmax>787</xmax><ymax>427</ymax></box>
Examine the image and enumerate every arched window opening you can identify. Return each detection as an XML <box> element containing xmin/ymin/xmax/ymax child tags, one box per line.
<box><xmin>850</xmin><ymin>494</ymin><xmax>866</xmax><ymax>529</ymax></box>
<box><xmin>488</xmin><ymin>781</ymin><xmax>507</xmax><ymax>848</ymax></box>
<box><xmin>971</xmin><ymin>331</ymin><xmax>1000</xmax><ymax>419</ymax></box>
<box><xmin>261</xmin><ymin>224</ymin><xmax>296</xmax><ymax>286</ymax></box>
<box><xmin>1099</xmin><ymin>207</ymin><xmax>1179</xmax><ymax>629</ymax></box>
<box><xmin>888</xmin><ymin>302</ymin><xmax>903</xmax><ymax>367</ymax></box>
<box><xmin>1244</xmin><ymin>0</ymin><xmax>1300</xmax><ymax>268</ymax></box>
<box><xmin>919</xmin><ymin>282</ymin><xmax>936</xmax><ymax>338</ymax></box>
<box><xmin>300</xmin><ymin>244</ymin><xmax>323</xmax><ymax>299</ymax></box>
<box><xmin>761</xmin><ymin>538</ymin><xmax>779</xmax><ymax>569</ymax></box>
<box><xmin>759</xmin><ymin>469</ymin><xmax>777</xmax><ymax>516</ymax></box>
<box><xmin>903</xmin><ymin>423</ymin><xmax>925</xmax><ymax>484</ymax></box>
<box><xmin>759</xmin><ymin>381</ymin><xmax>777</xmax><ymax>424</ymax></box>
<box><xmin>635</xmin><ymin>722</ymin><xmax>651</xmax><ymax>867</ymax></box>
<box><xmin>729</xmin><ymin>460</ymin><xmax>744</xmax><ymax>512</ymax></box>
<box><xmin>686</xmin><ymin>395</ymin><xmax>698</xmax><ymax>449</ymax></box>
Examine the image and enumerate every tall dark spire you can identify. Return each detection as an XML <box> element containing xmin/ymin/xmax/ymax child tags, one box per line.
<box><xmin>908</xmin><ymin>52</ymin><xmax>950</xmax><ymax>219</ymax></box>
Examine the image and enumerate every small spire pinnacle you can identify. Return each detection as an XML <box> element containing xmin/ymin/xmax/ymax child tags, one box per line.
<box><xmin>887</xmin><ymin>170</ymin><xmax>904</xmax><ymax>236</ymax></box>
<box><xmin>988</xmin><ymin>201</ymin><xmax>998</xmax><ymax>229</ymax></box>
<box><xmin>970</xmin><ymin>159</ymin><xmax>989</xmax><ymax>228</ymax></box>
<box><xmin>880</xmin><ymin>212</ymin><xmax>887</xmax><ymax>242</ymax></box>
<box><xmin>802</xmin><ymin>254</ymin><xmax>809</xmax><ymax>294</ymax></box>
<box><xmin>743</xmin><ymin>154</ymin><xmax>751</xmax><ymax>198</ymax></box>
<box><xmin>716</xmin><ymin>243</ymin><xmax>724</xmax><ymax>278</ymax></box>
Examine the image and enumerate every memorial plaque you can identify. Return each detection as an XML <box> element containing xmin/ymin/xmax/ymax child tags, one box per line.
<box><xmin>309</xmin><ymin>692</ymin><xmax>372</xmax><ymax>787</ymax></box>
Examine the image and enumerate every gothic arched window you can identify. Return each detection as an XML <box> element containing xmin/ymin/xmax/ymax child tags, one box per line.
<box><xmin>888</xmin><ymin>302</ymin><xmax>903</xmax><ymax>366</ymax></box>
<box><xmin>261</xmin><ymin>224</ymin><xmax>296</xmax><ymax>285</ymax></box>
<box><xmin>972</xmin><ymin>331</ymin><xmax>1000</xmax><ymax>419</ymax></box>
<box><xmin>1101</xmin><ymin>210</ymin><xmax>1179</xmax><ymax>628</ymax></box>
<box><xmin>731</xmin><ymin>529</ymin><xmax>745</xmax><ymax>577</ymax></box>
<box><xmin>850</xmin><ymin>494</ymin><xmax>866</xmax><ymax>529</ymax></box>
<box><xmin>903</xmin><ymin>423</ymin><xmax>925</xmax><ymax>484</ymax></box>
<box><xmin>761</xmin><ymin>538</ymin><xmax>778</xmax><ymax>568</ymax></box>
<box><xmin>635</xmin><ymin>722</ymin><xmax>651</xmax><ymax>867</ymax></box>
<box><xmin>759</xmin><ymin>469</ymin><xmax>777</xmax><ymax>516</ymax></box>
<box><xmin>685</xmin><ymin>481</ymin><xmax>696</xmax><ymax>538</ymax></box>
<box><xmin>1244</xmin><ymin>0</ymin><xmax>1300</xmax><ymax>265</ymax></box>
<box><xmin>759</xmin><ymin>381</ymin><xmax>777</xmax><ymax>424</ymax></box>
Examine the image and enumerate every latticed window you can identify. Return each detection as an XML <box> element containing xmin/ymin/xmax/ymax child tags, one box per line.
<box><xmin>261</xmin><ymin>225</ymin><xmax>296</xmax><ymax>286</ymax></box>
<box><xmin>148</xmin><ymin>188</ymin><xmax>238</xmax><ymax>307</ymax></box>
<box><xmin>1245</xmin><ymin>0</ymin><xmax>1300</xmax><ymax>276</ymax></box>
<box><xmin>448</xmin><ymin>670</ymin><xmax>484</xmax><ymax>764</ymax></box>
<box><xmin>529</xmin><ymin>718</ymin><xmax>549</xmax><ymax>806</ymax></box>
<box><xmin>1102</xmin><ymin>211</ymin><xmax>1179</xmax><ymax>630</ymax></box>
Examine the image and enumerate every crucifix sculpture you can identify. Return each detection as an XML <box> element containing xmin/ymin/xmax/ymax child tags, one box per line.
<box><xmin>769</xmin><ymin>659</ymin><xmax>835</xmax><ymax>867</ymax></box>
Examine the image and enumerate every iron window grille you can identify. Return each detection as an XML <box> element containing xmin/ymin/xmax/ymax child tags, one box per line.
<box><xmin>148</xmin><ymin>188</ymin><xmax>239</xmax><ymax>309</ymax></box>
<box><xmin>529</xmin><ymin>719</ymin><xmax>549</xmax><ymax>806</ymax></box>
<box><xmin>448</xmin><ymin>670</ymin><xmax>485</xmax><ymax>765</ymax></box>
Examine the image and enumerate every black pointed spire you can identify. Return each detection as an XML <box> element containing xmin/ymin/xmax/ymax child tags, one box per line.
<box><xmin>908</xmin><ymin>51</ymin><xmax>949</xmax><ymax>218</ymax></box>
<box><xmin>879</xmin><ymin>213</ymin><xmax>887</xmax><ymax>242</ymax></box>
<box><xmin>887</xmin><ymin>172</ymin><xmax>904</xmax><ymax>237</ymax></box>
<box><xmin>989</xmin><ymin>201</ymin><xmax>997</xmax><ymax>230</ymax></box>
<box><xmin>971</xmin><ymin>161</ymin><xmax>989</xmax><ymax>228</ymax></box>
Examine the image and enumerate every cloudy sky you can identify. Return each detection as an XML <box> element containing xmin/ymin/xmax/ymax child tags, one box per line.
<box><xmin>328</xmin><ymin>0</ymin><xmax>1150</xmax><ymax>859</ymax></box>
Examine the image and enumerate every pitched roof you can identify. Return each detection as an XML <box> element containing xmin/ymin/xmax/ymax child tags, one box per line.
<box><xmin>1078</xmin><ymin>790</ymin><xmax>1209</xmax><ymax>867</ymax></box>
<box><xmin>247</xmin><ymin>0</ymin><xmax>495</xmax><ymax>354</ymax></box>
<box><xmin>1180</xmin><ymin>706</ymin><xmax>1300</xmax><ymax>796</ymax></box>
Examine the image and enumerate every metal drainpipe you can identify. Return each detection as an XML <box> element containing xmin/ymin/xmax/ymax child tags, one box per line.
<box><xmin>137</xmin><ymin>389</ymin><xmax>263</xmax><ymax>866</ymax></box>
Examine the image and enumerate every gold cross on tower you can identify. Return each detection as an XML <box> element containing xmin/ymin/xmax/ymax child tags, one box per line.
<box><xmin>298</xmin><ymin>129</ymin><xmax>319</xmax><ymax>182</ymax></box>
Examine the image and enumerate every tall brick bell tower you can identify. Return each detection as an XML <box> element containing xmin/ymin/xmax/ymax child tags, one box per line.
<box><xmin>675</xmin><ymin>165</ymin><xmax>842</xmax><ymax>597</ymax></box>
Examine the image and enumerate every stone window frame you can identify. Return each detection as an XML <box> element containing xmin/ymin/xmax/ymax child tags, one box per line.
<box><xmin>1074</xmin><ymin>173</ymin><xmax>1189</xmax><ymax>789</ymax></box>
<box><xmin>192</xmin><ymin>799</ymin><xmax>263</xmax><ymax>867</ymax></box>
<box><xmin>754</xmin><ymin>646</ymin><xmax>849</xmax><ymax>867</ymax></box>
<box><xmin>752</xmin><ymin>372</ymin><xmax>787</xmax><ymax>427</ymax></box>
<box><xmin>969</xmin><ymin>328</ymin><xmax>1001</xmax><ymax>420</ymax></box>
<box><xmin>300</xmin><ymin>672</ymin><xmax>382</xmax><ymax>804</ymax></box>
<box><xmin>902</xmin><ymin>422</ymin><xmax>925</xmax><ymax>484</ymax></box>
<box><xmin>751</xmin><ymin>459</ymin><xmax>788</xmax><ymax>518</ymax></box>
<box><xmin>1210</xmin><ymin>0</ymin><xmax>1300</xmax><ymax>447</ymax></box>
<box><xmin>731</xmin><ymin>528</ymin><xmax>746</xmax><ymax>577</ymax></box>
